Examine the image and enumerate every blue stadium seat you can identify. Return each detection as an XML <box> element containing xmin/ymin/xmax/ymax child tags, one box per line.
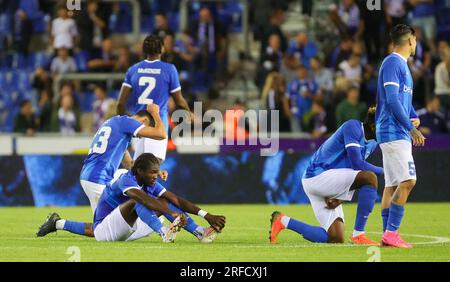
<box><xmin>74</xmin><ymin>51</ymin><xmax>89</xmax><ymax>72</ymax></box>
<box><xmin>168</xmin><ymin>12</ymin><xmax>180</xmax><ymax>33</ymax></box>
<box><xmin>0</xmin><ymin>13</ymin><xmax>12</xmax><ymax>35</ymax></box>
<box><xmin>11</xmin><ymin>53</ymin><xmax>29</xmax><ymax>69</ymax></box>
<box><xmin>31</xmin><ymin>13</ymin><xmax>49</xmax><ymax>33</ymax></box>
<box><xmin>76</xmin><ymin>91</ymin><xmax>96</xmax><ymax>113</ymax></box>
<box><xmin>108</xmin><ymin>90</ymin><xmax>120</xmax><ymax>100</ymax></box>
<box><xmin>29</xmin><ymin>52</ymin><xmax>51</xmax><ymax>70</ymax></box>
<box><xmin>141</xmin><ymin>16</ymin><xmax>153</xmax><ymax>33</ymax></box>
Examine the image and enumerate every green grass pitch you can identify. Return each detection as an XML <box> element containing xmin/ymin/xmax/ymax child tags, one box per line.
<box><xmin>1</xmin><ymin>203</ymin><xmax>450</xmax><ymax>262</ymax></box>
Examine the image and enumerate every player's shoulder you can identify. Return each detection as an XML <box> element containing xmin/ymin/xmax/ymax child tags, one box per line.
<box><xmin>118</xmin><ymin>170</ymin><xmax>138</xmax><ymax>187</ymax></box>
<box><xmin>383</xmin><ymin>54</ymin><xmax>404</xmax><ymax>67</ymax></box>
<box><xmin>341</xmin><ymin>119</ymin><xmax>363</xmax><ymax>136</ymax></box>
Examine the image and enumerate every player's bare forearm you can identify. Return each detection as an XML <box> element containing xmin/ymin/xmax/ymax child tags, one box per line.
<box><xmin>163</xmin><ymin>191</ymin><xmax>200</xmax><ymax>215</ymax></box>
<box><xmin>117</xmin><ymin>86</ymin><xmax>131</xmax><ymax>115</ymax></box>
<box><xmin>121</xmin><ymin>151</ymin><xmax>133</xmax><ymax>170</ymax></box>
<box><xmin>126</xmin><ymin>189</ymin><xmax>177</xmax><ymax>216</ymax></box>
<box><xmin>172</xmin><ymin>91</ymin><xmax>191</xmax><ymax>112</ymax></box>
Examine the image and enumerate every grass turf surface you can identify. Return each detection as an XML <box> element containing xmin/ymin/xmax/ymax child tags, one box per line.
<box><xmin>1</xmin><ymin>203</ymin><xmax>450</xmax><ymax>262</ymax></box>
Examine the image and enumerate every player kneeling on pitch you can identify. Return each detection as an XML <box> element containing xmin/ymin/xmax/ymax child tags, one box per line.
<box><xmin>270</xmin><ymin>107</ymin><xmax>383</xmax><ymax>245</ymax></box>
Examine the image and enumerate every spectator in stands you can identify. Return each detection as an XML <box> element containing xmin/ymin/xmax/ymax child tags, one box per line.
<box><xmin>329</xmin><ymin>0</ymin><xmax>362</xmax><ymax>38</ymax></box>
<box><xmin>76</xmin><ymin>0</ymin><xmax>107</xmax><ymax>54</ymax></box>
<box><xmin>261</xmin><ymin>72</ymin><xmax>291</xmax><ymax>132</ymax></box>
<box><xmin>302</xmin><ymin>98</ymin><xmax>327</xmax><ymax>138</ymax></box>
<box><xmin>192</xmin><ymin>6</ymin><xmax>227</xmax><ymax>86</ymax></box>
<box><xmin>360</xmin><ymin>64</ymin><xmax>378</xmax><ymax>106</ymax></box>
<box><xmin>152</xmin><ymin>12</ymin><xmax>174</xmax><ymax>39</ymax></box>
<box><xmin>287</xmin><ymin>64</ymin><xmax>320</xmax><ymax>132</ymax></box>
<box><xmin>114</xmin><ymin>46</ymin><xmax>135</xmax><ymax>72</ymax></box>
<box><xmin>32</xmin><ymin>68</ymin><xmax>52</xmax><ymax>96</ymax></box>
<box><xmin>51</xmin><ymin>5</ymin><xmax>78</xmax><ymax>51</ymax></box>
<box><xmin>162</xmin><ymin>34</ymin><xmax>188</xmax><ymax>71</ymax></box>
<box><xmin>435</xmin><ymin>48</ymin><xmax>450</xmax><ymax>121</ymax></box>
<box><xmin>408</xmin><ymin>0</ymin><xmax>436</xmax><ymax>54</ymax></box>
<box><xmin>417</xmin><ymin>96</ymin><xmax>447</xmax><ymax>135</ymax></box>
<box><xmin>286</xmin><ymin>32</ymin><xmax>318</xmax><ymax>69</ymax></box>
<box><xmin>13</xmin><ymin>99</ymin><xmax>37</xmax><ymax>136</ymax></box>
<box><xmin>310</xmin><ymin>56</ymin><xmax>334</xmax><ymax>105</ymax></box>
<box><xmin>259</xmin><ymin>8</ymin><xmax>288</xmax><ymax>54</ymax></box>
<box><xmin>256</xmin><ymin>33</ymin><xmax>283</xmax><ymax>90</ymax></box>
<box><xmin>328</xmin><ymin>37</ymin><xmax>354</xmax><ymax>69</ymax></box>
<box><xmin>280</xmin><ymin>54</ymin><xmax>300</xmax><ymax>84</ymax></box>
<box><xmin>175</xmin><ymin>29</ymin><xmax>200</xmax><ymax>63</ymax></box>
<box><xmin>53</xmin><ymin>94</ymin><xmax>79</xmax><ymax>135</ymax></box>
<box><xmin>87</xmin><ymin>38</ymin><xmax>117</xmax><ymax>72</ymax></box>
<box><xmin>335</xmin><ymin>86</ymin><xmax>367</xmax><ymax>128</ymax></box>
<box><xmin>92</xmin><ymin>85</ymin><xmax>114</xmax><ymax>131</ymax></box>
<box><xmin>50</xmin><ymin>47</ymin><xmax>77</xmax><ymax>77</ymax></box>
<box><xmin>37</xmin><ymin>89</ymin><xmax>52</xmax><ymax>132</ymax></box>
<box><xmin>335</xmin><ymin>54</ymin><xmax>362</xmax><ymax>94</ymax></box>
<box><xmin>359</xmin><ymin>0</ymin><xmax>385</xmax><ymax>63</ymax></box>
<box><xmin>385</xmin><ymin>0</ymin><xmax>408</xmax><ymax>29</ymax></box>
<box><xmin>410</xmin><ymin>26</ymin><xmax>432</xmax><ymax>107</ymax></box>
<box><xmin>13</xmin><ymin>0</ymin><xmax>41</xmax><ymax>55</ymax></box>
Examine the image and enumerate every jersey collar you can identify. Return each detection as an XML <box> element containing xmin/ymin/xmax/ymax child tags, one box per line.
<box><xmin>392</xmin><ymin>52</ymin><xmax>407</xmax><ymax>63</ymax></box>
<box><xmin>145</xmin><ymin>59</ymin><xmax>160</xmax><ymax>63</ymax></box>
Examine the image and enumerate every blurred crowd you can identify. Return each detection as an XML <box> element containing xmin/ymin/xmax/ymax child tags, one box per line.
<box><xmin>1</xmin><ymin>0</ymin><xmax>450</xmax><ymax>139</ymax></box>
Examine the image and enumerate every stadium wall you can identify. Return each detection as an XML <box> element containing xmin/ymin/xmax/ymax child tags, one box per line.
<box><xmin>1</xmin><ymin>149</ymin><xmax>450</xmax><ymax>207</ymax></box>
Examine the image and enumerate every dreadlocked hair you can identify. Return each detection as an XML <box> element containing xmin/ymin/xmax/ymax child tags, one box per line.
<box><xmin>364</xmin><ymin>106</ymin><xmax>377</xmax><ymax>126</ymax></box>
<box><xmin>143</xmin><ymin>35</ymin><xmax>163</xmax><ymax>57</ymax></box>
<box><xmin>131</xmin><ymin>153</ymin><xmax>160</xmax><ymax>176</ymax></box>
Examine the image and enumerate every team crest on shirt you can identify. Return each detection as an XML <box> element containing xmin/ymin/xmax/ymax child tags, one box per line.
<box><xmin>403</xmin><ymin>85</ymin><xmax>413</xmax><ymax>95</ymax></box>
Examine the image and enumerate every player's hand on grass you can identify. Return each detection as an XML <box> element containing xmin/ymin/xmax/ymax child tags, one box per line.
<box><xmin>325</xmin><ymin>198</ymin><xmax>343</xmax><ymax>209</ymax></box>
<box><xmin>410</xmin><ymin>127</ymin><xmax>426</xmax><ymax>147</ymax></box>
<box><xmin>171</xmin><ymin>212</ymin><xmax>188</xmax><ymax>227</ymax></box>
<box><xmin>159</xmin><ymin>170</ymin><xmax>168</xmax><ymax>181</ymax></box>
<box><xmin>205</xmin><ymin>214</ymin><xmax>226</xmax><ymax>232</ymax></box>
<box><xmin>147</xmin><ymin>103</ymin><xmax>160</xmax><ymax>115</ymax></box>
<box><xmin>411</xmin><ymin>118</ymin><xmax>420</xmax><ymax>128</ymax></box>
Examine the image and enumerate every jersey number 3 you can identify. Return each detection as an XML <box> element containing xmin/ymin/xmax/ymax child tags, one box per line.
<box><xmin>138</xmin><ymin>77</ymin><xmax>156</xmax><ymax>105</ymax></box>
<box><xmin>90</xmin><ymin>126</ymin><xmax>112</xmax><ymax>154</ymax></box>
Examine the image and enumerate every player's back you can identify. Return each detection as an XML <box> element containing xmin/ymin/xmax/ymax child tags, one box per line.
<box><xmin>124</xmin><ymin>60</ymin><xmax>180</xmax><ymax>129</ymax></box>
<box><xmin>80</xmin><ymin>115</ymin><xmax>144</xmax><ymax>185</ymax></box>
<box><xmin>375</xmin><ymin>53</ymin><xmax>414</xmax><ymax>143</ymax></box>
<box><xmin>304</xmin><ymin>119</ymin><xmax>377</xmax><ymax>178</ymax></box>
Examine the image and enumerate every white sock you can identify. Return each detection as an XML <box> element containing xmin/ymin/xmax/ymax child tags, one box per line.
<box><xmin>280</xmin><ymin>216</ymin><xmax>290</xmax><ymax>228</ymax></box>
<box><xmin>352</xmin><ymin>230</ymin><xmax>365</xmax><ymax>237</ymax></box>
<box><xmin>55</xmin><ymin>219</ymin><xmax>66</xmax><ymax>230</ymax></box>
<box><xmin>194</xmin><ymin>226</ymin><xmax>205</xmax><ymax>239</ymax></box>
<box><xmin>126</xmin><ymin>218</ymin><xmax>155</xmax><ymax>241</ymax></box>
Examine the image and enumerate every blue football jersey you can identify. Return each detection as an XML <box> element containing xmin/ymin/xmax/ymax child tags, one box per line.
<box><xmin>304</xmin><ymin>119</ymin><xmax>378</xmax><ymax>178</ymax></box>
<box><xmin>80</xmin><ymin>116</ymin><xmax>144</xmax><ymax>185</ymax></box>
<box><xmin>93</xmin><ymin>170</ymin><xmax>166</xmax><ymax>229</ymax></box>
<box><xmin>122</xmin><ymin>59</ymin><xmax>181</xmax><ymax>131</ymax></box>
<box><xmin>375</xmin><ymin>53</ymin><xmax>414</xmax><ymax>143</ymax></box>
<box><xmin>288</xmin><ymin>79</ymin><xmax>319</xmax><ymax>118</ymax></box>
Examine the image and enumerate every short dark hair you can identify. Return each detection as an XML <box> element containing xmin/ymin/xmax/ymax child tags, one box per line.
<box><xmin>20</xmin><ymin>99</ymin><xmax>31</xmax><ymax>108</ymax></box>
<box><xmin>364</xmin><ymin>106</ymin><xmax>376</xmax><ymax>126</ymax></box>
<box><xmin>390</xmin><ymin>24</ymin><xmax>415</xmax><ymax>46</ymax></box>
<box><xmin>132</xmin><ymin>153</ymin><xmax>160</xmax><ymax>176</ymax></box>
<box><xmin>143</xmin><ymin>35</ymin><xmax>163</xmax><ymax>57</ymax></box>
<box><xmin>135</xmin><ymin>110</ymin><xmax>155</xmax><ymax>127</ymax></box>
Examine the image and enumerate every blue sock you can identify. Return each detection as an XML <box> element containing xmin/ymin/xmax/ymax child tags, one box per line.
<box><xmin>135</xmin><ymin>203</ymin><xmax>164</xmax><ymax>233</ymax></box>
<box><xmin>386</xmin><ymin>203</ymin><xmax>404</xmax><ymax>232</ymax></box>
<box><xmin>286</xmin><ymin>218</ymin><xmax>328</xmax><ymax>243</ymax></box>
<box><xmin>354</xmin><ymin>186</ymin><xmax>377</xmax><ymax>232</ymax></box>
<box><xmin>63</xmin><ymin>220</ymin><xmax>85</xmax><ymax>236</ymax></box>
<box><xmin>164</xmin><ymin>203</ymin><xmax>201</xmax><ymax>238</ymax></box>
<box><xmin>381</xmin><ymin>208</ymin><xmax>390</xmax><ymax>232</ymax></box>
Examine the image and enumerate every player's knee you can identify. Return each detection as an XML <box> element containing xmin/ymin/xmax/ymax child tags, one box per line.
<box><xmin>401</xmin><ymin>179</ymin><xmax>416</xmax><ymax>191</ymax></box>
<box><xmin>328</xmin><ymin>233</ymin><xmax>345</xmax><ymax>244</ymax></box>
<box><xmin>361</xmin><ymin>171</ymin><xmax>378</xmax><ymax>188</ymax></box>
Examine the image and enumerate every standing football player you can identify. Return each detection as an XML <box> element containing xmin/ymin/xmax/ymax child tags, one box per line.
<box><xmin>117</xmin><ymin>34</ymin><xmax>192</xmax><ymax>161</ymax></box>
<box><xmin>376</xmin><ymin>24</ymin><xmax>425</xmax><ymax>248</ymax></box>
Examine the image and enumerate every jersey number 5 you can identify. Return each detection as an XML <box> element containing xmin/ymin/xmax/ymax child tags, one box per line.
<box><xmin>138</xmin><ymin>77</ymin><xmax>156</xmax><ymax>105</ymax></box>
<box><xmin>90</xmin><ymin>126</ymin><xmax>112</xmax><ymax>154</ymax></box>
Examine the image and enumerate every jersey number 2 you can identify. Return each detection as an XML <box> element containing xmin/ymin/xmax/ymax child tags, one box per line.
<box><xmin>138</xmin><ymin>77</ymin><xmax>156</xmax><ymax>105</ymax></box>
<box><xmin>90</xmin><ymin>126</ymin><xmax>112</xmax><ymax>154</ymax></box>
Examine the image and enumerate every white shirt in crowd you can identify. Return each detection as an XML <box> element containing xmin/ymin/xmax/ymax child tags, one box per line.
<box><xmin>338</xmin><ymin>60</ymin><xmax>362</xmax><ymax>82</ymax></box>
<box><xmin>434</xmin><ymin>62</ymin><xmax>450</xmax><ymax>95</ymax></box>
<box><xmin>52</xmin><ymin>17</ymin><xmax>78</xmax><ymax>49</ymax></box>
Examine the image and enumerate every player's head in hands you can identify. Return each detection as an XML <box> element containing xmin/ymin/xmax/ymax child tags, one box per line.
<box><xmin>132</xmin><ymin>110</ymin><xmax>155</xmax><ymax>127</ymax></box>
<box><xmin>143</xmin><ymin>35</ymin><xmax>164</xmax><ymax>60</ymax></box>
<box><xmin>390</xmin><ymin>24</ymin><xmax>416</xmax><ymax>56</ymax></box>
<box><xmin>132</xmin><ymin>153</ymin><xmax>161</xmax><ymax>186</ymax></box>
<box><xmin>363</xmin><ymin>106</ymin><xmax>377</xmax><ymax>141</ymax></box>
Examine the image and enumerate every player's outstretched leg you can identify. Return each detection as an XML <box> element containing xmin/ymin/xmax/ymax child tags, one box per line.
<box><xmin>269</xmin><ymin>211</ymin><xmax>328</xmax><ymax>244</ymax></box>
<box><xmin>162</xmin><ymin>202</ymin><xmax>218</xmax><ymax>243</ymax></box>
<box><xmin>135</xmin><ymin>202</ymin><xmax>183</xmax><ymax>243</ymax></box>
<box><xmin>350</xmin><ymin>171</ymin><xmax>380</xmax><ymax>245</ymax></box>
<box><xmin>36</xmin><ymin>213</ymin><xmax>93</xmax><ymax>237</ymax></box>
